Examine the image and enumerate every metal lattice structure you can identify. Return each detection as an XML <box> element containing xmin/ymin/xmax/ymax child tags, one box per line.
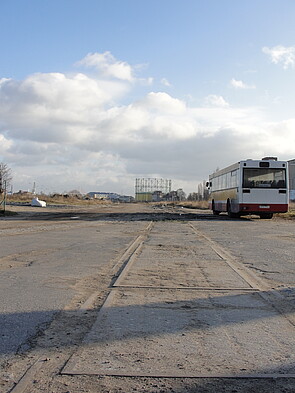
<box><xmin>135</xmin><ymin>178</ymin><xmax>172</xmax><ymax>201</ymax></box>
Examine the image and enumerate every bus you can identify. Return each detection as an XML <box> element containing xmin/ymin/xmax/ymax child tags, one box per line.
<box><xmin>207</xmin><ymin>157</ymin><xmax>289</xmax><ymax>219</ymax></box>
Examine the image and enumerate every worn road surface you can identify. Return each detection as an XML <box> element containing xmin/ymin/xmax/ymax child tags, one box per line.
<box><xmin>1</xmin><ymin>203</ymin><xmax>295</xmax><ymax>392</ymax></box>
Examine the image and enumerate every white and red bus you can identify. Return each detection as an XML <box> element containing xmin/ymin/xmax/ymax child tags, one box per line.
<box><xmin>207</xmin><ymin>158</ymin><xmax>289</xmax><ymax>219</ymax></box>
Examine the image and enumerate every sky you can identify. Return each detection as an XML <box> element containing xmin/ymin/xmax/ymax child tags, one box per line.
<box><xmin>1</xmin><ymin>0</ymin><xmax>295</xmax><ymax>195</ymax></box>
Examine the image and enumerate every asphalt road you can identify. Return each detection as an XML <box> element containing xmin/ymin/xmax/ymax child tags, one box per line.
<box><xmin>1</xmin><ymin>203</ymin><xmax>295</xmax><ymax>393</ymax></box>
<box><xmin>0</xmin><ymin>214</ymin><xmax>147</xmax><ymax>364</ymax></box>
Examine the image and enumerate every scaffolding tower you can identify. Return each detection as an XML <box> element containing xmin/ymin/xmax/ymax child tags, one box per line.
<box><xmin>135</xmin><ymin>178</ymin><xmax>172</xmax><ymax>201</ymax></box>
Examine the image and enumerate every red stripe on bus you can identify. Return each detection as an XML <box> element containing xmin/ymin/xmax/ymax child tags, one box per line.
<box><xmin>239</xmin><ymin>204</ymin><xmax>288</xmax><ymax>213</ymax></box>
<box><xmin>209</xmin><ymin>202</ymin><xmax>288</xmax><ymax>213</ymax></box>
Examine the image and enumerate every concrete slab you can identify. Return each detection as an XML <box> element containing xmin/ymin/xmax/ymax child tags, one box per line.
<box><xmin>63</xmin><ymin>288</ymin><xmax>295</xmax><ymax>377</ymax></box>
<box><xmin>114</xmin><ymin>221</ymin><xmax>252</xmax><ymax>289</ymax></box>
<box><xmin>115</xmin><ymin>244</ymin><xmax>251</xmax><ymax>288</ymax></box>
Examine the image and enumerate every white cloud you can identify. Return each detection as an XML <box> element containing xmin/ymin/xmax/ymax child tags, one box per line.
<box><xmin>265</xmin><ymin>119</ymin><xmax>295</xmax><ymax>153</ymax></box>
<box><xmin>140</xmin><ymin>77</ymin><xmax>154</xmax><ymax>86</ymax></box>
<box><xmin>0</xmin><ymin>134</ymin><xmax>13</xmax><ymax>153</ymax></box>
<box><xmin>77</xmin><ymin>51</ymin><xmax>134</xmax><ymax>81</ymax></box>
<box><xmin>262</xmin><ymin>45</ymin><xmax>295</xmax><ymax>69</ymax></box>
<box><xmin>204</xmin><ymin>95</ymin><xmax>230</xmax><ymax>107</ymax></box>
<box><xmin>0</xmin><ymin>71</ymin><xmax>129</xmax><ymax>144</ymax></box>
<box><xmin>137</xmin><ymin>92</ymin><xmax>186</xmax><ymax>115</ymax></box>
<box><xmin>1</xmin><ymin>51</ymin><xmax>295</xmax><ymax>194</ymax></box>
<box><xmin>230</xmin><ymin>78</ymin><xmax>256</xmax><ymax>89</ymax></box>
<box><xmin>0</xmin><ymin>77</ymin><xmax>11</xmax><ymax>86</ymax></box>
<box><xmin>161</xmin><ymin>78</ymin><xmax>172</xmax><ymax>87</ymax></box>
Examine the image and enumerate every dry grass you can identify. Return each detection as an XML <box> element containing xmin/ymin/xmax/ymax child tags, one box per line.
<box><xmin>4</xmin><ymin>194</ymin><xmax>295</xmax><ymax>218</ymax></box>
<box><xmin>277</xmin><ymin>201</ymin><xmax>295</xmax><ymax>219</ymax></box>
<box><xmin>7</xmin><ymin>194</ymin><xmax>111</xmax><ymax>206</ymax></box>
<box><xmin>176</xmin><ymin>200</ymin><xmax>210</xmax><ymax>210</ymax></box>
<box><xmin>150</xmin><ymin>200</ymin><xmax>210</xmax><ymax>210</ymax></box>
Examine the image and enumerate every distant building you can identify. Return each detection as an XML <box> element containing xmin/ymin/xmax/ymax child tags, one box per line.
<box><xmin>176</xmin><ymin>188</ymin><xmax>186</xmax><ymax>201</ymax></box>
<box><xmin>136</xmin><ymin>192</ymin><xmax>153</xmax><ymax>202</ymax></box>
<box><xmin>135</xmin><ymin>178</ymin><xmax>172</xmax><ymax>202</ymax></box>
<box><xmin>165</xmin><ymin>190</ymin><xmax>178</xmax><ymax>201</ymax></box>
<box><xmin>87</xmin><ymin>192</ymin><xmax>118</xmax><ymax>200</ymax></box>
<box><xmin>152</xmin><ymin>191</ymin><xmax>165</xmax><ymax>202</ymax></box>
<box><xmin>119</xmin><ymin>195</ymin><xmax>135</xmax><ymax>203</ymax></box>
<box><xmin>86</xmin><ymin>192</ymin><xmax>134</xmax><ymax>202</ymax></box>
<box><xmin>15</xmin><ymin>190</ymin><xmax>31</xmax><ymax>195</ymax></box>
<box><xmin>288</xmin><ymin>159</ymin><xmax>295</xmax><ymax>201</ymax></box>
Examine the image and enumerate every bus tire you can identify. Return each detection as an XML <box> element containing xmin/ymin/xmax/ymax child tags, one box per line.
<box><xmin>227</xmin><ymin>200</ymin><xmax>240</xmax><ymax>218</ymax></box>
<box><xmin>212</xmin><ymin>201</ymin><xmax>220</xmax><ymax>215</ymax></box>
<box><xmin>259</xmin><ymin>213</ymin><xmax>273</xmax><ymax>219</ymax></box>
<box><xmin>227</xmin><ymin>200</ymin><xmax>232</xmax><ymax>217</ymax></box>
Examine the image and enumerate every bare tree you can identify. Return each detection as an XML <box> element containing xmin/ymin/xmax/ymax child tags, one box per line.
<box><xmin>0</xmin><ymin>163</ymin><xmax>12</xmax><ymax>194</ymax></box>
<box><xmin>187</xmin><ymin>192</ymin><xmax>198</xmax><ymax>201</ymax></box>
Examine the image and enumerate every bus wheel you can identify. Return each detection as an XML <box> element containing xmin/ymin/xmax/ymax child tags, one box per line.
<box><xmin>212</xmin><ymin>202</ymin><xmax>220</xmax><ymax>215</ymax></box>
<box><xmin>259</xmin><ymin>213</ymin><xmax>273</xmax><ymax>219</ymax></box>
<box><xmin>227</xmin><ymin>201</ymin><xmax>240</xmax><ymax>218</ymax></box>
<box><xmin>227</xmin><ymin>200</ymin><xmax>233</xmax><ymax>217</ymax></box>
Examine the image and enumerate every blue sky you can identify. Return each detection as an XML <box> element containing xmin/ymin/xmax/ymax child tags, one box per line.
<box><xmin>1</xmin><ymin>0</ymin><xmax>295</xmax><ymax>194</ymax></box>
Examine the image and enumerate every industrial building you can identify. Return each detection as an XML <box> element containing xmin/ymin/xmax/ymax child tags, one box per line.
<box><xmin>135</xmin><ymin>178</ymin><xmax>172</xmax><ymax>202</ymax></box>
<box><xmin>86</xmin><ymin>192</ymin><xmax>134</xmax><ymax>202</ymax></box>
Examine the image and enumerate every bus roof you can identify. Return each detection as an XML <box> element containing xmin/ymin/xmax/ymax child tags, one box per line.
<box><xmin>209</xmin><ymin>162</ymin><xmax>240</xmax><ymax>179</ymax></box>
<box><xmin>209</xmin><ymin>158</ymin><xmax>287</xmax><ymax>179</ymax></box>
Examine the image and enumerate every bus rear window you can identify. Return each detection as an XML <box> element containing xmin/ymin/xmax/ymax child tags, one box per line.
<box><xmin>243</xmin><ymin>168</ymin><xmax>286</xmax><ymax>188</ymax></box>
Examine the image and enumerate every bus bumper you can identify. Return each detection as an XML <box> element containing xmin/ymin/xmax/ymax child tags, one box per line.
<box><xmin>239</xmin><ymin>204</ymin><xmax>288</xmax><ymax>213</ymax></box>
